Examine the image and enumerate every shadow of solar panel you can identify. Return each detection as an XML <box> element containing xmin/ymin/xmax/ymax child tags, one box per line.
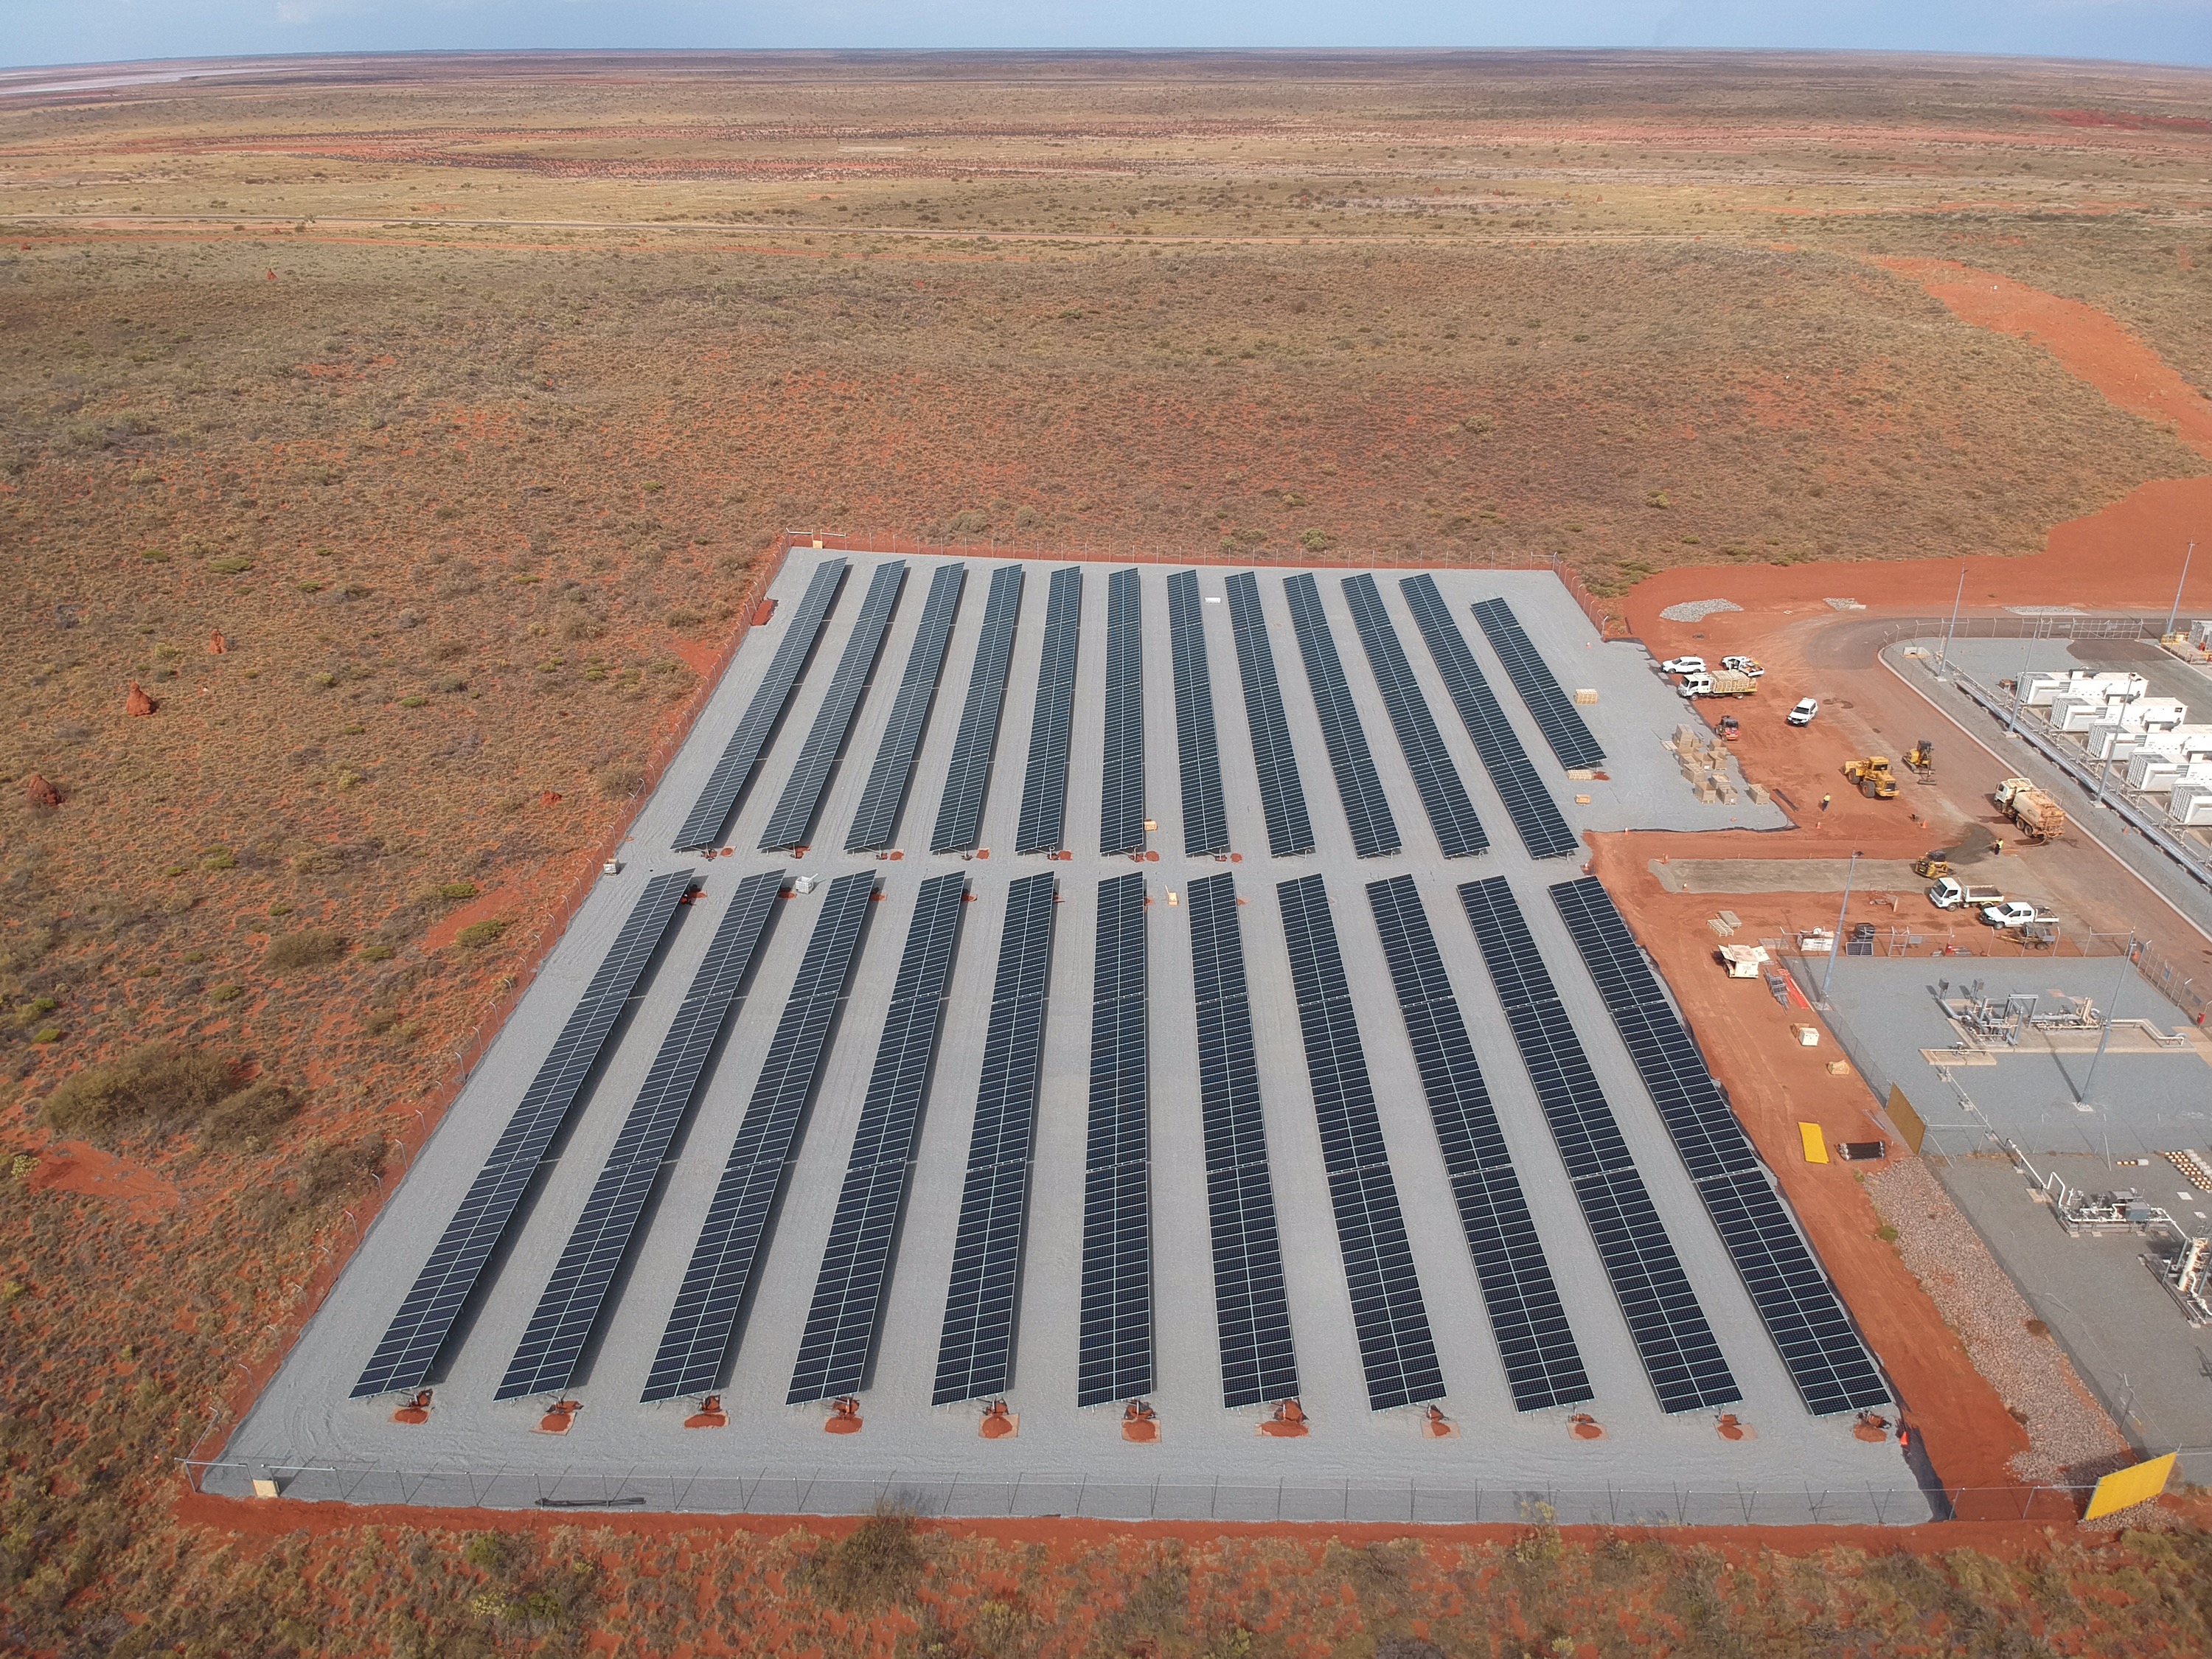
<box><xmin>1099</xmin><ymin>568</ymin><xmax>1147</xmax><ymax>856</ymax></box>
<box><xmin>675</xmin><ymin>559</ymin><xmax>847</xmax><ymax>850</ymax></box>
<box><xmin>642</xmin><ymin>871</ymin><xmax>877</xmax><ymax>1402</ymax></box>
<box><xmin>1470</xmin><ymin>597</ymin><xmax>1604</xmax><ymax>772</ymax></box>
<box><xmin>1188</xmin><ymin>875</ymin><xmax>1299</xmax><ymax>1408</ymax></box>
<box><xmin>1223</xmin><ymin>572</ymin><xmax>1315</xmax><ymax>857</ymax></box>
<box><xmin>1276</xmin><ymin>874</ymin><xmax>1444</xmax><ymax>1411</ymax></box>
<box><xmin>1456</xmin><ymin>875</ymin><xmax>1741</xmax><ymax>1415</ymax></box>
<box><xmin>1078</xmin><ymin>872</ymin><xmax>1152</xmax><ymax>1406</ymax></box>
<box><xmin>934</xmin><ymin>872</ymin><xmax>1057</xmax><ymax>1404</ymax></box>
<box><xmin>1284</xmin><ymin>574</ymin><xmax>1399</xmax><ymax>858</ymax></box>
<box><xmin>1343</xmin><ymin>574</ymin><xmax>1487</xmax><ymax>860</ymax></box>
<box><xmin>789</xmin><ymin>872</ymin><xmax>967</xmax><ymax>1403</ymax></box>
<box><xmin>1364</xmin><ymin>876</ymin><xmax>1590</xmax><ymax>1411</ymax></box>
<box><xmin>847</xmin><ymin>564</ymin><xmax>965</xmax><ymax>852</ymax></box>
<box><xmin>497</xmin><ymin>870</ymin><xmax>785</xmax><ymax>1402</ymax></box>
<box><xmin>1549</xmin><ymin>877</ymin><xmax>1889</xmax><ymax>1415</ymax></box>
<box><xmin>353</xmin><ymin>871</ymin><xmax>693</xmax><ymax>1399</ymax></box>
<box><xmin>1169</xmin><ymin>571</ymin><xmax>1231</xmax><ymax>858</ymax></box>
<box><xmin>932</xmin><ymin>565</ymin><xmax>1025</xmax><ymax>852</ymax></box>
<box><xmin>1400</xmin><ymin>577</ymin><xmax>1577</xmax><ymax>862</ymax></box>
<box><xmin>1015</xmin><ymin>568</ymin><xmax>1083</xmax><ymax>855</ymax></box>
<box><xmin>762</xmin><ymin>562</ymin><xmax>907</xmax><ymax>852</ymax></box>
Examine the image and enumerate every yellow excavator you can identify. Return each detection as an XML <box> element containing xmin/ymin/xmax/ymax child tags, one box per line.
<box><xmin>1903</xmin><ymin>738</ymin><xmax>1935</xmax><ymax>783</ymax></box>
<box><xmin>1841</xmin><ymin>755</ymin><xmax>1899</xmax><ymax>799</ymax></box>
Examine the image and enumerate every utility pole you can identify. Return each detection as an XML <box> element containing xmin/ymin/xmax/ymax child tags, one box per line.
<box><xmin>2166</xmin><ymin>540</ymin><xmax>2197</xmax><ymax>641</ymax></box>
<box><xmin>1820</xmin><ymin>849</ymin><xmax>1860</xmax><ymax>1003</ymax></box>
<box><xmin>2081</xmin><ymin>932</ymin><xmax>2135</xmax><ymax>1104</ymax></box>
<box><xmin>1936</xmin><ymin>565</ymin><xmax>1966</xmax><ymax>678</ymax></box>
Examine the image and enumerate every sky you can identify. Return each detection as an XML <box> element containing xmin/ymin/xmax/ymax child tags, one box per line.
<box><xmin>1</xmin><ymin>0</ymin><xmax>2207</xmax><ymax>71</ymax></box>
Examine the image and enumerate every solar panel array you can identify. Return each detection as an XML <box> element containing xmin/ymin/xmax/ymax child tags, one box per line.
<box><xmin>1456</xmin><ymin>876</ymin><xmax>1742</xmax><ymax>1415</ymax></box>
<box><xmin>1015</xmin><ymin>567</ymin><xmax>1083</xmax><ymax>854</ymax></box>
<box><xmin>353</xmin><ymin>872</ymin><xmax>694</xmax><ymax>1398</ymax></box>
<box><xmin>788</xmin><ymin>873</ymin><xmax>968</xmax><ymax>1402</ymax></box>
<box><xmin>846</xmin><ymin>563</ymin><xmax>966</xmax><ymax>852</ymax></box>
<box><xmin>760</xmin><ymin>562</ymin><xmax>908</xmax><ymax>852</ymax></box>
<box><xmin>675</xmin><ymin>559</ymin><xmax>848</xmax><ymax>850</ymax></box>
<box><xmin>496</xmin><ymin>871</ymin><xmax>785</xmax><ymax>1402</ymax></box>
<box><xmin>932</xmin><ymin>564</ymin><xmax>1025</xmax><ymax>852</ymax></box>
<box><xmin>1400</xmin><ymin>576</ymin><xmax>1578</xmax><ymax>862</ymax></box>
<box><xmin>933</xmin><ymin>872</ymin><xmax>1058</xmax><ymax>1404</ymax></box>
<box><xmin>1470</xmin><ymin>597</ymin><xmax>1605</xmax><ymax>772</ymax></box>
<box><xmin>1222</xmin><ymin>572</ymin><xmax>1316</xmax><ymax>857</ymax></box>
<box><xmin>1341</xmin><ymin>574</ymin><xmax>1488</xmax><ymax>859</ymax></box>
<box><xmin>1078</xmin><ymin>872</ymin><xmax>1152</xmax><ymax>1406</ymax></box>
<box><xmin>642</xmin><ymin>871</ymin><xmax>877</xmax><ymax>1402</ymax></box>
<box><xmin>1550</xmin><ymin>877</ymin><xmax>1891</xmax><ymax>1416</ymax></box>
<box><xmin>1364</xmin><ymin>875</ymin><xmax>1593</xmax><ymax>1412</ymax></box>
<box><xmin>1186</xmin><ymin>874</ymin><xmax>1300</xmax><ymax>1408</ymax></box>
<box><xmin>1276</xmin><ymin>874</ymin><xmax>1444</xmax><ymax>1411</ymax></box>
<box><xmin>1284</xmin><ymin>574</ymin><xmax>1400</xmax><ymax>858</ymax></box>
<box><xmin>1099</xmin><ymin>568</ymin><xmax>1147</xmax><ymax>856</ymax></box>
<box><xmin>1167</xmin><ymin>571</ymin><xmax>1232</xmax><ymax>858</ymax></box>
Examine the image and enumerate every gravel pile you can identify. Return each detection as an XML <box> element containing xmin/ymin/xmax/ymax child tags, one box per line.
<box><xmin>1658</xmin><ymin>598</ymin><xmax>1742</xmax><ymax>623</ymax></box>
<box><xmin>1864</xmin><ymin>1155</ymin><xmax>2132</xmax><ymax>1486</ymax></box>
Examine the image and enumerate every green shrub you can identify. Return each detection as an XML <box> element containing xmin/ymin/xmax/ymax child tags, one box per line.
<box><xmin>397</xmin><ymin>693</ymin><xmax>428</xmax><ymax>709</ymax></box>
<box><xmin>201</xmin><ymin>848</ymin><xmax>237</xmax><ymax>872</ymax></box>
<box><xmin>200</xmin><ymin>1079</ymin><xmax>300</xmax><ymax>1146</ymax></box>
<box><xmin>139</xmin><ymin>548</ymin><xmax>171</xmax><ymax>563</ymax></box>
<box><xmin>456</xmin><ymin>918</ymin><xmax>510</xmax><ymax>950</ymax></box>
<box><xmin>206</xmin><ymin>557</ymin><xmax>254</xmax><ymax>575</ymax></box>
<box><xmin>262</xmin><ymin>930</ymin><xmax>345</xmax><ymax>974</ymax></box>
<box><xmin>359</xmin><ymin>944</ymin><xmax>395</xmax><ymax>962</ymax></box>
<box><xmin>42</xmin><ymin>1043</ymin><xmax>237</xmax><ymax>1136</ymax></box>
<box><xmin>207</xmin><ymin>983</ymin><xmax>242</xmax><ymax>1003</ymax></box>
<box><xmin>439</xmin><ymin>880</ymin><xmax>480</xmax><ymax>901</ymax></box>
<box><xmin>810</xmin><ymin>1500</ymin><xmax>926</xmax><ymax>1610</ymax></box>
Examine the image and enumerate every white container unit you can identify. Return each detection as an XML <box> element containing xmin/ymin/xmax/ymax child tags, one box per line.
<box><xmin>2169</xmin><ymin>779</ymin><xmax>2212</xmax><ymax>827</ymax></box>
<box><xmin>2050</xmin><ymin>695</ymin><xmax>2111</xmax><ymax>734</ymax></box>
<box><xmin>2129</xmin><ymin>753</ymin><xmax>2184</xmax><ymax>793</ymax></box>
<box><xmin>2085</xmin><ymin>720</ymin><xmax>2145</xmax><ymax>762</ymax></box>
<box><xmin>2118</xmin><ymin>697</ymin><xmax>2188</xmax><ymax>732</ymax></box>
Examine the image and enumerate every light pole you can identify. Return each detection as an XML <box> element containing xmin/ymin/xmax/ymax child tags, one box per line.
<box><xmin>2166</xmin><ymin>540</ymin><xmax>2196</xmax><ymax>641</ymax></box>
<box><xmin>1935</xmin><ymin>565</ymin><xmax>1966</xmax><ymax>679</ymax></box>
<box><xmin>1820</xmin><ymin>849</ymin><xmax>1860</xmax><ymax>1003</ymax></box>
<box><xmin>2081</xmin><ymin>932</ymin><xmax>2135</xmax><ymax>1105</ymax></box>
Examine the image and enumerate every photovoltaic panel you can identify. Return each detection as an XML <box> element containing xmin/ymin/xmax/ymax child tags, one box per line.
<box><xmin>352</xmin><ymin>872</ymin><xmax>693</xmax><ymax>1398</ymax></box>
<box><xmin>1168</xmin><ymin>571</ymin><xmax>1231</xmax><ymax>858</ymax></box>
<box><xmin>931</xmin><ymin>565</ymin><xmax>1025</xmax><ymax>852</ymax></box>
<box><xmin>761</xmin><ymin>561</ymin><xmax>908</xmax><ymax>851</ymax></box>
<box><xmin>641</xmin><ymin>870</ymin><xmax>877</xmax><ymax>1402</ymax></box>
<box><xmin>675</xmin><ymin>559</ymin><xmax>847</xmax><ymax>850</ymax></box>
<box><xmin>496</xmin><ymin>871</ymin><xmax>785</xmax><ymax>1402</ymax></box>
<box><xmin>1549</xmin><ymin>877</ymin><xmax>1890</xmax><ymax>1416</ymax></box>
<box><xmin>1223</xmin><ymin>572</ymin><xmax>1315</xmax><ymax>857</ymax></box>
<box><xmin>1186</xmin><ymin>874</ymin><xmax>1299</xmax><ymax>1408</ymax></box>
<box><xmin>1399</xmin><ymin>575</ymin><xmax>1578</xmax><ymax>862</ymax></box>
<box><xmin>788</xmin><ymin>873</ymin><xmax>967</xmax><ymax>1402</ymax></box>
<box><xmin>1456</xmin><ymin>876</ymin><xmax>1740</xmax><ymax>1415</ymax></box>
<box><xmin>1015</xmin><ymin>567</ymin><xmax>1083</xmax><ymax>854</ymax></box>
<box><xmin>1078</xmin><ymin>872</ymin><xmax>1152</xmax><ymax>1406</ymax></box>
<box><xmin>1341</xmin><ymin>574</ymin><xmax>1487</xmax><ymax>859</ymax></box>
<box><xmin>846</xmin><ymin>563</ymin><xmax>967</xmax><ymax>852</ymax></box>
<box><xmin>934</xmin><ymin>873</ymin><xmax>1058</xmax><ymax>1405</ymax></box>
<box><xmin>1364</xmin><ymin>875</ymin><xmax>1592</xmax><ymax>1413</ymax></box>
<box><xmin>1470</xmin><ymin>597</ymin><xmax>1605</xmax><ymax>773</ymax></box>
<box><xmin>1099</xmin><ymin>568</ymin><xmax>1147</xmax><ymax>856</ymax></box>
<box><xmin>1284</xmin><ymin>573</ymin><xmax>1400</xmax><ymax>858</ymax></box>
<box><xmin>1276</xmin><ymin>874</ymin><xmax>1444</xmax><ymax>1411</ymax></box>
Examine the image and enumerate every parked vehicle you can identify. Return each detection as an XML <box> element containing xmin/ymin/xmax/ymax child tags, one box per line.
<box><xmin>1720</xmin><ymin>655</ymin><xmax>1765</xmax><ymax>677</ymax></box>
<box><xmin>1680</xmin><ymin>669</ymin><xmax>1758</xmax><ymax>699</ymax></box>
<box><xmin>1929</xmin><ymin>877</ymin><xmax>2005</xmax><ymax>910</ymax></box>
<box><xmin>1717</xmin><ymin>714</ymin><xmax>1742</xmax><ymax>741</ymax></box>
<box><xmin>1660</xmin><ymin>655</ymin><xmax>1707</xmax><ymax>675</ymax></box>
<box><xmin>1787</xmin><ymin>698</ymin><xmax>1819</xmax><ymax>726</ymax></box>
<box><xmin>1980</xmin><ymin>900</ymin><xmax>2058</xmax><ymax>930</ymax></box>
<box><xmin>1992</xmin><ymin>776</ymin><xmax>2067</xmax><ymax>843</ymax></box>
<box><xmin>1841</xmin><ymin>755</ymin><xmax>1899</xmax><ymax>799</ymax></box>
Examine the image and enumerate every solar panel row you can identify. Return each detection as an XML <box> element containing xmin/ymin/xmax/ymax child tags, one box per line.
<box><xmin>1284</xmin><ymin>574</ymin><xmax>1400</xmax><ymax>858</ymax></box>
<box><xmin>1276</xmin><ymin>874</ymin><xmax>1444</xmax><ymax>1411</ymax></box>
<box><xmin>1222</xmin><ymin>572</ymin><xmax>1316</xmax><ymax>858</ymax></box>
<box><xmin>353</xmin><ymin>871</ymin><xmax>695</xmax><ymax>1398</ymax></box>
<box><xmin>641</xmin><ymin>871</ymin><xmax>877</xmax><ymax>1402</ymax></box>
<box><xmin>933</xmin><ymin>872</ymin><xmax>1058</xmax><ymax>1405</ymax></box>
<box><xmin>1015</xmin><ymin>568</ymin><xmax>1083</xmax><ymax>855</ymax></box>
<box><xmin>1399</xmin><ymin>575</ymin><xmax>1579</xmax><ymax>862</ymax></box>
<box><xmin>1186</xmin><ymin>874</ymin><xmax>1300</xmax><ymax>1408</ymax></box>
<box><xmin>931</xmin><ymin>564</ymin><xmax>1025</xmax><ymax>853</ymax></box>
<box><xmin>1078</xmin><ymin>872</ymin><xmax>1152</xmax><ymax>1407</ymax></box>
<box><xmin>1099</xmin><ymin>568</ymin><xmax>1147</xmax><ymax>856</ymax></box>
<box><xmin>788</xmin><ymin>872</ymin><xmax>969</xmax><ymax>1403</ymax></box>
<box><xmin>1456</xmin><ymin>876</ymin><xmax>1742</xmax><ymax>1415</ymax></box>
<box><xmin>1341</xmin><ymin>574</ymin><xmax>1488</xmax><ymax>859</ymax></box>
<box><xmin>675</xmin><ymin>559</ymin><xmax>848</xmax><ymax>850</ymax></box>
<box><xmin>846</xmin><ymin>563</ymin><xmax>967</xmax><ymax>852</ymax></box>
<box><xmin>1549</xmin><ymin>877</ymin><xmax>1891</xmax><ymax>1416</ymax></box>
<box><xmin>1168</xmin><ymin>571</ymin><xmax>1232</xmax><ymax>858</ymax></box>
<box><xmin>1363</xmin><ymin>875</ymin><xmax>1593</xmax><ymax>1413</ymax></box>
<box><xmin>1470</xmin><ymin>597</ymin><xmax>1605</xmax><ymax>772</ymax></box>
<box><xmin>495</xmin><ymin>871</ymin><xmax>785</xmax><ymax>1402</ymax></box>
<box><xmin>761</xmin><ymin>562</ymin><xmax>908</xmax><ymax>852</ymax></box>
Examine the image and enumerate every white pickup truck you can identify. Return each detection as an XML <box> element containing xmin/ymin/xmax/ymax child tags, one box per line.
<box><xmin>1980</xmin><ymin>900</ymin><xmax>2059</xmax><ymax>930</ymax></box>
<box><xmin>1928</xmin><ymin>877</ymin><xmax>2004</xmax><ymax>910</ymax></box>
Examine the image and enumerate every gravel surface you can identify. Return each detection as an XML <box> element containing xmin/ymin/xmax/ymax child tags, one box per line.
<box><xmin>1658</xmin><ymin>598</ymin><xmax>1742</xmax><ymax>623</ymax></box>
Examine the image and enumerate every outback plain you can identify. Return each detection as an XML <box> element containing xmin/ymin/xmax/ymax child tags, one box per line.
<box><xmin>2</xmin><ymin>48</ymin><xmax>2211</xmax><ymax>1658</ymax></box>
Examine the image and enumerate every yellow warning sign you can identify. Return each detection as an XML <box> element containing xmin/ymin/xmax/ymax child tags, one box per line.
<box><xmin>2084</xmin><ymin>1453</ymin><xmax>2176</xmax><ymax>1520</ymax></box>
<box><xmin>1798</xmin><ymin>1123</ymin><xmax>1829</xmax><ymax>1164</ymax></box>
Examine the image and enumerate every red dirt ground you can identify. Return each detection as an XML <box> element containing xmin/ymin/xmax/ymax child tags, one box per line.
<box><xmin>23</xmin><ymin>1140</ymin><xmax>182</xmax><ymax>1219</ymax></box>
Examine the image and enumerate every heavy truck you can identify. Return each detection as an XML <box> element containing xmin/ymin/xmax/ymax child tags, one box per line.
<box><xmin>1993</xmin><ymin>776</ymin><xmax>2067</xmax><ymax>843</ymax></box>
<box><xmin>1677</xmin><ymin>669</ymin><xmax>1759</xmax><ymax>699</ymax></box>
